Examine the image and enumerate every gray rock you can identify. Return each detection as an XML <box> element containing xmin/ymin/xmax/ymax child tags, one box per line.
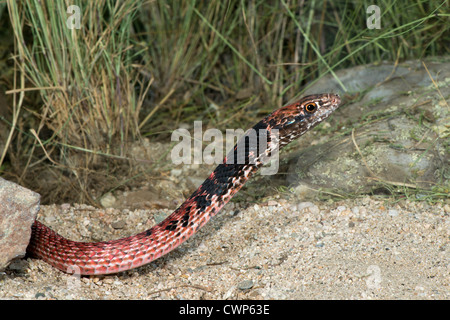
<box><xmin>237</xmin><ymin>279</ymin><xmax>254</xmax><ymax>290</ymax></box>
<box><xmin>0</xmin><ymin>178</ymin><xmax>40</xmax><ymax>270</ymax></box>
<box><xmin>288</xmin><ymin>58</ymin><xmax>450</xmax><ymax>196</ymax></box>
<box><xmin>302</xmin><ymin>59</ymin><xmax>443</xmax><ymax>97</ymax></box>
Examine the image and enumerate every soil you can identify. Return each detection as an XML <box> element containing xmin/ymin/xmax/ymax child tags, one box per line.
<box><xmin>1</xmin><ymin>196</ymin><xmax>448</xmax><ymax>300</ymax></box>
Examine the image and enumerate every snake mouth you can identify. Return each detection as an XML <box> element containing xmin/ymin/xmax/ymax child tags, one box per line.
<box><xmin>314</xmin><ymin>93</ymin><xmax>341</xmax><ymax>116</ymax></box>
<box><xmin>328</xmin><ymin>93</ymin><xmax>341</xmax><ymax>106</ymax></box>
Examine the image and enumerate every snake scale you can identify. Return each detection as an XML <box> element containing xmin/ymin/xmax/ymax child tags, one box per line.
<box><xmin>27</xmin><ymin>93</ymin><xmax>341</xmax><ymax>275</ymax></box>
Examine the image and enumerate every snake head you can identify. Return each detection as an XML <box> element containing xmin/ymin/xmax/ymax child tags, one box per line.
<box><xmin>276</xmin><ymin>93</ymin><xmax>341</xmax><ymax>128</ymax></box>
<box><xmin>266</xmin><ymin>93</ymin><xmax>341</xmax><ymax>146</ymax></box>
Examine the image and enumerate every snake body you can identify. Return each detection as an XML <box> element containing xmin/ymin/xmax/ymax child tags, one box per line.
<box><xmin>27</xmin><ymin>93</ymin><xmax>341</xmax><ymax>275</ymax></box>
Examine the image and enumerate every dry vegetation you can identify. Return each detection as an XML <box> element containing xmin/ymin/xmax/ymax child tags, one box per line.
<box><xmin>0</xmin><ymin>0</ymin><xmax>448</xmax><ymax>204</ymax></box>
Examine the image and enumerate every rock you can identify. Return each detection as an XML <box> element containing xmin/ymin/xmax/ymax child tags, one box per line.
<box><xmin>303</xmin><ymin>59</ymin><xmax>446</xmax><ymax>98</ymax></box>
<box><xmin>388</xmin><ymin>209</ymin><xmax>399</xmax><ymax>217</ymax></box>
<box><xmin>296</xmin><ymin>202</ymin><xmax>315</xmax><ymax>211</ymax></box>
<box><xmin>237</xmin><ymin>279</ymin><xmax>254</xmax><ymax>290</ymax></box>
<box><xmin>288</xmin><ymin>58</ymin><xmax>450</xmax><ymax>196</ymax></box>
<box><xmin>0</xmin><ymin>177</ymin><xmax>40</xmax><ymax>270</ymax></box>
<box><xmin>100</xmin><ymin>193</ymin><xmax>116</xmax><ymax>208</ymax></box>
<box><xmin>111</xmin><ymin>220</ymin><xmax>125</xmax><ymax>229</ymax></box>
<box><xmin>289</xmin><ymin>115</ymin><xmax>445</xmax><ymax>193</ymax></box>
<box><xmin>153</xmin><ymin>211</ymin><xmax>169</xmax><ymax>224</ymax></box>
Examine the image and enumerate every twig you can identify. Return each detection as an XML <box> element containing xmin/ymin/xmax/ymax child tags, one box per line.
<box><xmin>5</xmin><ymin>86</ymin><xmax>65</xmax><ymax>94</ymax></box>
<box><xmin>351</xmin><ymin>128</ymin><xmax>376</xmax><ymax>177</ymax></box>
<box><xmin>147</xmin><ymin>284</ymin><xmax>213</xmax><ymax>296</ymax></box>
<box><xmin>138</xmin><ymin>87</ymin><xmax>175</xmax><ymax>130</ymax></box>
<box><xmin>30</xmin><ymin>129</ymin><xmax>61</xmax><ymax>166</ymax></box>
<box><xmin>422</xmin><ymin>61</ymin><xmax>449</xmax><ymax>108</ymax></box>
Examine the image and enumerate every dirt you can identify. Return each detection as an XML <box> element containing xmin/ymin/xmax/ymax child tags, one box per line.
<box><xmin>1</xmin><ymin>196</ymin><xmax>448</xmax><ymax>300</ymax></box>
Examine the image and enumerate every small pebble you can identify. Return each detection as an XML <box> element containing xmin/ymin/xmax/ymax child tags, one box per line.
<box><xmin>111</xmin><ymin>220</ymin><xmax>125</xmax><ymax>229</ymax></box>
<box><xmin>297</xmin><ymin>202</ymin><xmax>315</xmax><ymax>211</ymax></box>
<box><xmin>237</xmin><ymin>280</ymin><xmax>254</xmax><ymax>290</ymax></box>
<box><xmin>154</xmin><ymin>212</ymin><xmax>169</xmax><ymax>224</ymax></box>
<box><xmin>352</xmin><ymin>206</ymin><xmax>360</xmax><ymax>215</ymax></box>
<box><xmin>443</xmin><ymin>204</ymin><xmax>450</xmax><ymax>213</ymax></box>
<box><xmin>100</xmin><ymin>193</ymin><xmax>116</xmax><ymax>208</ymax></box>
<box><xmin>388</xmin><ymin>209</ymin><xmax>399</xmax><ymax>217</ymax></box>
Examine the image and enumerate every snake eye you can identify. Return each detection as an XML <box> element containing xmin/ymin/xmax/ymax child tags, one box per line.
<box><xmin>304</xmin><ymin>102</ymin><xmax>317</xmax><ymax>113</ymax></box>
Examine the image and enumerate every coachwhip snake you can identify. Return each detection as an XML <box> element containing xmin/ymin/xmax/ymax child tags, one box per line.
<box><xmin>27</xmin><ymin>93</ymin><xmax>341</xmax><ymax>275</ymax></box>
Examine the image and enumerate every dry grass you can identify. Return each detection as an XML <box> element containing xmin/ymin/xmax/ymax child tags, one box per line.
<box><xmin>3</xmin><ymin>0</ymin><xmax>149</xmax><ymax>203</ymax></box>
<box><xmin>0</xmin><ymin>0</ymin><xmax>448</xmax><ymax>204</ymax></box>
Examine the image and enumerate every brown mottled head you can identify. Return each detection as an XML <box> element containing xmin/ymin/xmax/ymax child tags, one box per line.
<box><xmin>264</xmin><ymin>93</ymin><xmax>341</xmax><ymax>147</ymax></box>
<box><xmin>227</xmin><ymin>93</ymin><xmax>341</xmax><ymax>167</ymax></box>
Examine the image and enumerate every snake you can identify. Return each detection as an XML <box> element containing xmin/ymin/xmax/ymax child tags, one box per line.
<box><xmin>27</xmin><ymin>93</ymin><xmax>341</xmax><ymax>275</ymax></box>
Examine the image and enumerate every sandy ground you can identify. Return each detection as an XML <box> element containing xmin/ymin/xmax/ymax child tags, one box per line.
<box><xmin>1</xmin><ymin>196</ymin><xmax>448</xmax><ymax>300</ymax></box>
